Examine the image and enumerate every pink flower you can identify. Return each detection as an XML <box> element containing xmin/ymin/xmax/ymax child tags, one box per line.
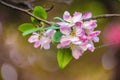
<box><xmin>28</xmin><ymin>32</ymin><xmax>39</xmax><ymax>43</ymax></box>
<box><xmin>104</xmin><ymin>23</ymin><xmax>120</xmax><ymax>47</ymax></box>
<box><xmin>28</xmin><ymin>29</ymin><xmax>56</xmax><ymax>49</ymax></box>
<box><xmin>57</xmin><ymin>11</ymin><xmax>100</xmax><ymax>59</ymax></box>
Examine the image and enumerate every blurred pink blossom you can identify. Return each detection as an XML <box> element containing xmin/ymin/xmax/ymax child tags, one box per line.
<box><xmin>103</xmin><ymin>22</ymin><xmax>120</xmax><ymax>47</ymax></box>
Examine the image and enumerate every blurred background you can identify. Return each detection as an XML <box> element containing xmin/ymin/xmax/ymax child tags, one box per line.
<box><xmin>0</xmin><ymin>0</ymin><xmax>120</xmax><ymax>80</ymax></box>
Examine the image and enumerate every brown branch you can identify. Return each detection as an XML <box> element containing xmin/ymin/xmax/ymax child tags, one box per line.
<box><xmin>1</xmin><ymin>0</ymin><xmax>120</xmax><ymax>25</ymax></box>
<box><xmin>46</xmin><ymin>4</ymin><xmax>54</xmax><ymax>12</ymax></box>
<box><xmin>0</xmin><ymin>0</ymin><xmax>52</xmax><ymax>25</ymax></box>
<box><xmin>84</xmin><ymin>14</ymin><xmax>120</xmax><ymax>21</ymax></box>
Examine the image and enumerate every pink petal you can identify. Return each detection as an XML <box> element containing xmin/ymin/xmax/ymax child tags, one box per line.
<box><xmin>93</xmin><ymin>37</ymin><xmax>99</xmax><ymax>42</ymax></box>
<box><xmin>79</xmin><ymin>34</ymin><xmax>87</xmax><ymax>41</ymax></box>
<box><xmin>60</xmin><ymin>25</ymin><xmax>71</xmax><ymax>35</ymax></box>
<box><xmin>87</xmin><ymin>44</ymin><xmax>95</xmax><ymax>52</ymax></box>
<box><xmin>63</xmin><ymin>11</ymin><xmax>72</xmax><ymax>22</ymax></box>
<box><xmin>28</xmin><ymin>33</ymin><xmax>39</xmax><ymax>43</ymax></box>
<box><xmin>72</xmin><ymin>46</ymin><xmax>84</xmax><ymax>59</ymax></box>
<box><xmin>89</xmin><ymin>31</ymin><xmax>101</xmax><ymax>37</ymax></box>
<box><xmin>82</xmin><ymin>20</ymin><xmax>96</xmax><ymax>30</ymax></box>
<box><xmin>82</xmin><ymin>12</ymin><xmax>92</xmax><ymax>19</ymax></box>
<box><xmin>80</xmin><ymin>44</ymin><xmax>88</xmax><ymax>51</ymax></box>
<box><xmin>71</xmin><ymin>37</ymin><xmax>81</xmax><ymax>44</ymax></box>
<box><xmin>60</xmin><ymin>36</ymin><xmax>71</xmax><ymax>47</ymax></box>
<box><xmin>82</xmin><ymin>21</ymin><xmax>92</xmax><ymax>29</ymax></box>
<box><xmin>40</xmin><ymin>37</ymin><xmax>51</xmax><ymax>49</ymax></box>
<box><xmin>46</xmin><ymin>29</ymin><xmax>56</xmax><ymax>37</ymax></box>
<box><xmin>57</xmin><ymin>22</ymin><xmax>69</xmax><ymax>26</ymax></box>
<box><xmin>34</xmin><ymin>40</ymin><xmax>41</xmax><ymax>48</ymax></box>
<box><xmin>73</xmin><ymin>12</ymin><xmax>82</xmax><ymax>23</ymax></box>
<box><xmin>90</xmin><ymin>20</ymin><xmax>97</xmax><ymax>29</ymax></box>
<box><xmin>74</xmin><ymin>23</ymin><xmax>83</xmax><ymax>36</ymax></box>
<box><xmin>75</xmin><ymin>22</ymin><xmax>82</xmax><ymax>27</ymax></box>
<box><xmin>43</xmin><ymin>42</ymin><xmax>50</xmax><ymax>49</ymax></box>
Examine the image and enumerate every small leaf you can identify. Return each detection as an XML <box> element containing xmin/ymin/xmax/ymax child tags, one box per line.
<box><xmin>46</xmin><ymin>26</ymin><xmax>60</xmax><ymax>30</ymax></box>
<box><xmin>22</xmin><ymin>27</ymin><xmax>44</xmax><ymax>36</ymax></box>
<box><xmin>57</xmin><ymin>48</ymin><xmax>72</xmax><ymax>69</ymax></box>
<box><xmin>31</xmin><ymin>6</ymin><xmax>47</xmax><ymax>25</ymax></box>
<box><xmin>23</xmin><ymin>26</ymin><xmax>59</xmax><ymax>36</ymax></box>
<box><xmin>53</xmin><ymin>31</ymin><xmax>63</xmax><ymax>42</ymax></box>
<box><xmin>18</xmin><ymin>23</ymin><xmax>34</xmax><ymax>32</ymax></box>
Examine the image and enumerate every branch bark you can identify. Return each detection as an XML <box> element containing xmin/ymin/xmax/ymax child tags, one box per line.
<box><xmin>0</xmin><ymin>0</ymin><xmax>52</xmax><ymax>25</ymax></box>
<box><xmin>1</xmin><ymin>0</ymin><xmax>120</xmax><ymax>26</ymax></box>
<box><xmin>84</xmin><ymin>14</ymin><xmax>120</xmax><ymax>21</ymax></box>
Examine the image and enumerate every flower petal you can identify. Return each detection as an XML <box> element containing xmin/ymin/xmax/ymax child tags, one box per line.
<box><xmin>74</xmin><ymin>22</ymin><xmax>83</xmax><ymax>36</ymax></box>
<box><xmin>82</xmin><ymin>12</ymin><xmax>92</xmax><ymax>19</ymax></box>
<box><xmin>90</xmin><ymin>20</ymin><xmax>97</xmax><ymax>29</ymax></box>
<box><xmin>73</xmin><ymin>12</ymin><xmax>82</xmax><ymax>23</ymax></box>
<box><xmin>79</xmin><ymin>33</ymin><xmax>87</xmax><ymax>41</ymax></box>
<box><xmin>40</xmin><ymin>37</ymin><xmax>51</xmax><ymax>49</ymax></box>
<box><xmin>80</xmin><ymin>44</ymin><xmax>88</xmax><ymax>51</ymax></box>
<box><xmin>34</xmin><ymin>40</ymin><xmax>41</xmax><ymax>48</ymax></box>
<box><xmin>60</xmin><ymin>25</ymin><xmax>71</xmax><ymax>35</ymax></box>
<box><xmin>57</xmin><ymin>22</ymin><xmax>69</xmax><ymax>26</ymax></box>
<box><xmin>93</xmin><ymin>36</ymin><xmax>99</xmax><ymax>42</ymax></box>
<box><xmin>28</xmin><ymin>33</ymin><xmax>39</xmax><ymax>43</ymax></box>
<box><xmin>89</xmin><ymin>31</ymin><xmax>101</xmax><ymax>38</ymax></box>
<box><xmin>72</xmin><ymin>46</ymin><xmax>84</xmax><ymax>59</ymax></box>
<box><xmin>71</xmin><ymin>37</ymin><xmax>81</xmax><ymax>45</ymax></box>
<box><xmin>87</xmin><ymin>44</ymin><xmax>95</xmax><ymax>52</ymax></box>
<box><xmin>43</xmin><ymin>42</ymin><xmax>50</xmax><ymax>49</ymax></box>
<box><xmin>63</xmin><ymin>11</ymin><xmax>72</xmax><ymax>22</ymax></box>
<box><xmin>46</xmin><ymin>29</ymin><xmax>56</xmax><ymax>37</ymax></box>
<box><xmin>82</xmin><ymin>20</ymin><xmax>97</xmax><ymax>30</ymax></box>
<box><xmin>60</xmin><ymin>36</ymin><xmax>71</xmax><ymax>47</ymax></box>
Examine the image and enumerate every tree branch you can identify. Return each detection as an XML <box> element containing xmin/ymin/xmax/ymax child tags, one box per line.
<box><xmin>85</xmin><ymin>14</ymin><xmax>120</xmax><ymax>21</ymax></box>
<box><xmin>0</xmin><ymin>0</ymin><xmax>52</xmax><ymax>25</ymax></box>
<box><xmin>1</xmin><ymin>0</ymin><xmax>120</xmax><ymax>25</ymax></box>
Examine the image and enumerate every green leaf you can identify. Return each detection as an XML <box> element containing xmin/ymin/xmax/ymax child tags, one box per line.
<box><xmin>46</xmin><ymin>26</ymin><xmax>60</xmax><ymax>30</ymax></box>
<box><xmin>22</xmin><ymin>27</ymin><xmax>44</xmax><ymax>36</ymax></box>
<box><xmin>18</xmin><ymin>23</ymin><xmax>34</xmax><ymax>32</ymax></box>
<box><xmin>31</xmin><ymin>6</ymin><xmax>47</xmax><ymax>25</ymax></box>
<box><xmin>53</xmin><ymin>31</ymin><xmax>63</xmax><ymax>42</ymax></box>
<box><xmin>23</xmin><ymin>26</ymin><xmax>60</xmax><ymax>36</ymax></box>
<box><xmin>57</xmin><ymin>48</ymin><xmax>73</xmax><ymax>69</ymax></box>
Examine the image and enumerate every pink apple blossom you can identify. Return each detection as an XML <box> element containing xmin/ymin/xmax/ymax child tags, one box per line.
<box><xmin>57</xmin><ymin>11</ymin><xmax>100</xmax><ymax>59</ymax></box>
<box><xmin>28</xmin><ymin>29</ymin><xmax>56</xmax><ymax>49</ymax></box>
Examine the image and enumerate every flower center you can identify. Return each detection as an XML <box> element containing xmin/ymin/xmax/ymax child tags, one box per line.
<box><xmin>70</xmin><ymin>43</ymin><xmax>74</xmax><ymax>48</ymax></box>
<box><xmin>71</xmin><ymin>31</ymin><xmax>76</xmax><ymax>36</ymax></box>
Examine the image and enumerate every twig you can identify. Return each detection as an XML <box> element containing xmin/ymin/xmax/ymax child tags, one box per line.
<box><xmin>1</xmin><ymin>0</ymin><xmax>120</xmax><ymax>25</ymax></box>
<box><xmin>84</xmin><ymin>14</ymin><xmax>120</xmax><ymax>21</ymax></box>
<box><xmin>46</xmin><ymin>4</ymin><xmax>54</xmax><ymax>12</ymax></box>
<box><xmin>0</xmin><ymin>0</ymin><xmax>52</xmax><ymax>25</ymax></box>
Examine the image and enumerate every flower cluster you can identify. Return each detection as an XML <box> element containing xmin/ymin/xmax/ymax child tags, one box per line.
<box><xmin>57</xmin><ymin>11</ymin><xmax>100</xmax><ymax>59</ymax></box>
<box><xmin>28</xmin><ymin>11</ymin><xmax>100</xmax><ymax>60</ymax></box>
<box><xmin>28</xmin><ymin>29</ymin><xmax>56</xmax><ymax>49</ymax></box>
